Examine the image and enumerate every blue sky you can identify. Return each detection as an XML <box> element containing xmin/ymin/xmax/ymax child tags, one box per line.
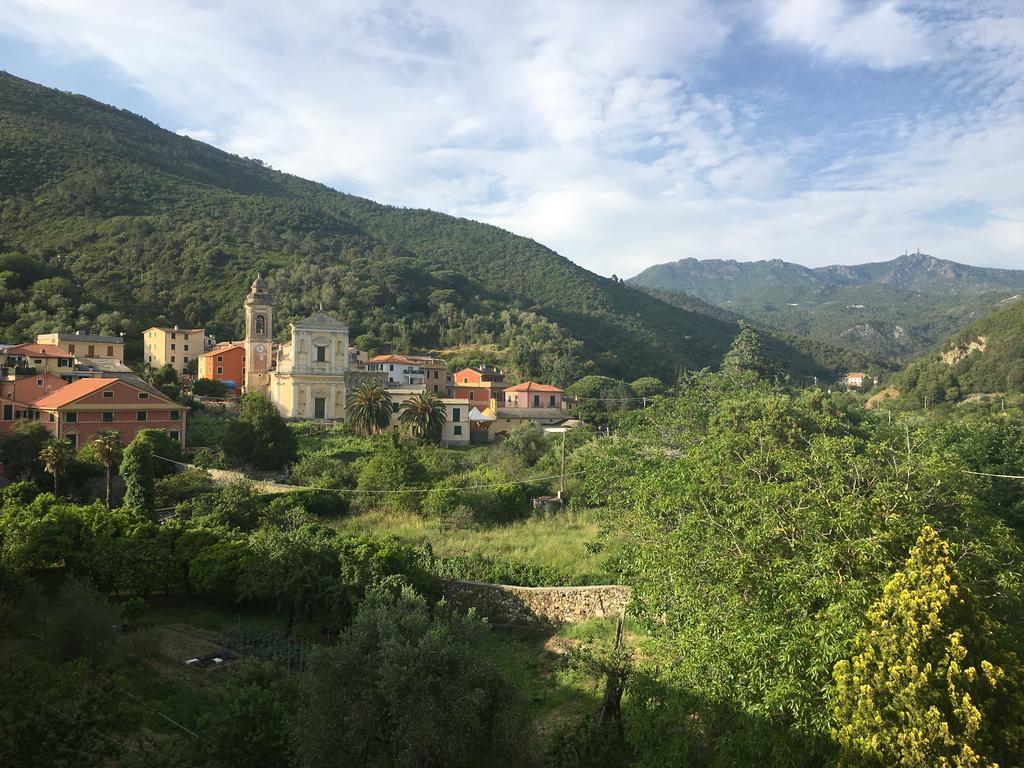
<box><xmin>1</xmin><ymin>0</ymin><xmax>1022</xmax><ymax>276</ymax></box>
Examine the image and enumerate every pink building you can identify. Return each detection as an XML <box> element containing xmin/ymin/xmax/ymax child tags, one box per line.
<box><xmin>32</xmin><ymin>377</ymin><xmax>187</xmax><ymax>450</ymax></box>
<box><xmin>502</xmin><ymin>381</ymin><xmax>565</xmax><ymax>409</ymax></box>
<box><xmin>0</xmin><ymin>373</ymin><xmax>68</xmax><ymax>434</ymax></box>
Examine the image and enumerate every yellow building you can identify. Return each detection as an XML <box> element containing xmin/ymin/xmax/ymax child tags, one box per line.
<box><xmin>269</xmin><ymin>312</ymin><xmax>351</xmax><ymax>419</ymax></box>
<box><xmin>3</xmin><ymin>343</ymin><xmax>75</xmax><ymax>379</ymax></box>
<box><xmin>36</xmin><ymin>332</ymin><xmax>125</xmax><ymax>362</ymax></box>
<box><xmin>386</xmin><ymin>388</ymin><xmax>471</xmax><ymax>446</ymax></box>
<box><xmin>142</xmin><ymin>326</ymin><xmax>210</xmax><ymax>374</ymax></box>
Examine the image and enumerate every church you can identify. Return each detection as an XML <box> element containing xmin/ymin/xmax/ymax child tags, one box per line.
<box><xmin>241</xmin><ymin>274</ymin><xmax>353</xmax><ymax>420</ymax></box>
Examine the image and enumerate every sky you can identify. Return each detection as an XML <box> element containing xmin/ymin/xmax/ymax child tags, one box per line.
<box><xmin>1</xmin><ymin>0</ymin><xmax>1022</xmax><ymax>277</ymax></box>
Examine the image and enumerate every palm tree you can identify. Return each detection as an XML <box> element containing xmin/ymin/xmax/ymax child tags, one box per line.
<box><xmin>92</xmin><ymin>431</ymin><xmax>123</xmax><ymax>509</ymax></box>
<box><xmin>347</xmin><ymin>381</ymin><xmax>395</xmax><ymax>436</ymax></box>
<box><xmin>39</xmin><ymin>437</ymin><xmax>74</xmax><ymax>497</ymax></box>
<box><xmin>398</xmin><ymin>391</ymin><xmax>447</xmax><ymax>443</ymax></box>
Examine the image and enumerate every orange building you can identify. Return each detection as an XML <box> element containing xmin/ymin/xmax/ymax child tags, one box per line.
<box><xmin>452</xmin><ymin>365</ymin><xmax>507</xmax><ymax>405</ymax></box>
<box><xmin>0</xmin><ymin>373</ymin><xmax>67</xmax><ymax>433</ymax></box>
<box><xmin>198</xmin><ymin>343</ymin><xmax>246</xmax><ymax>393</ymax></box>
<box><xmin>33</xmin><ymin>377</ymin><xmax>187</xmax><ymax>450</ymax></box>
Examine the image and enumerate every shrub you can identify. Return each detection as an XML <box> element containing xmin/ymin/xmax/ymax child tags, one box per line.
<box><xmin>355</xmin><ymin>445</ymin><xmax>427</xmax><ymax>514</ymax></box>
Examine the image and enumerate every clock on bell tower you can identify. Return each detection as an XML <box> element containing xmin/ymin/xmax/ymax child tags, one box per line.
<box><xmin>243</xmin><ymin>273</ymin><xmax>273</xmax><ymax>393</ymax></box>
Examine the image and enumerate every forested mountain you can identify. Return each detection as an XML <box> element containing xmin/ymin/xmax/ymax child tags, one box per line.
<box><xmin>629</xmin><ymin>253</ymin><xmax>1024</xmax><ymax>363</ymax></box>
<box><xmin>894</xmin><ymin>295</ymin><xmax>1024</xmax><ymax>404</ymax></box>
<box><xmin>0</xmin><ymin>71</ymin><xmax>855</xmax><ymax>383</ymax></box>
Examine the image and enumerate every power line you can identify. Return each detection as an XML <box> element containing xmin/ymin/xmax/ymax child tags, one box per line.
<box><xmin>963</xmin><ymin>469</ymin><xmax>1024</xmax><ymax>480</ymax></box>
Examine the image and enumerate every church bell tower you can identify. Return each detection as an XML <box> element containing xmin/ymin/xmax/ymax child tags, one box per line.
<box><xmin>243</xmin><ymin>273</ymin><xmax>273</xmax><ymax>393</ymax></box>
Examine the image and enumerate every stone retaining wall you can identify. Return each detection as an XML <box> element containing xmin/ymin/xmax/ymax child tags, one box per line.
<box><xmin>442</xmin><ymin>580</ymin><xmax>631</xmax><ymax>627</ymax></box>
<box><xmin>204</xmin><ymin>467</ymin><xmax>296</xmax><ymax>494</ymax></box>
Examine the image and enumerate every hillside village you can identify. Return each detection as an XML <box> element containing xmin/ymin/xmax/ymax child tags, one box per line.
<box><xmin>2</xmin><ymin>274</ymin><xmax>578</xmax><ymax>452</ymax></box>
<box><xmin>3</xmin><ymin>39</ymin><xmax>1024</xmax><ymax>768</ymax></box>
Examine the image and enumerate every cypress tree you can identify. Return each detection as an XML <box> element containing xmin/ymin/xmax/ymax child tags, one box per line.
<box><xmin>721</xmin><ymin>321</ymin><xmax>778</xmax><ymax>379</ymax></box>
<box><xmin>121</xmin><ymin>437</ymin><xmax>155</xmax><ymax>517</ymax></box>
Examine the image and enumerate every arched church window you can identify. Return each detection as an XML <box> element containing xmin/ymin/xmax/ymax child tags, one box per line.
<box><xmin>255</xmin><ymin>314</ymin><xmax>266</xmax><ymax>336</ymax></box>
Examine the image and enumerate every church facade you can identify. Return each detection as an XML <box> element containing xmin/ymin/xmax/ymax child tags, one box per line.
<box><xmin>241</xmin><ymin>275</ymin><xmax>351</xmax><ymax>420</ymax></box>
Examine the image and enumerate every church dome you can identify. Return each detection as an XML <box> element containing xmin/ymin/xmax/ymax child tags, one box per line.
<box><xmin>246</xmin><ymin>272</ymin><xmax>272</xmax><ymax>304</ymax></box>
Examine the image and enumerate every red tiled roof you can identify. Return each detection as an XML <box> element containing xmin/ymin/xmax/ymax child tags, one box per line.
<box><xmin>199</xmin><ymin>342</ymin><xmax>244</xmax><ymax>358</ymax></box>
<box><xmin>504</xmin><ymin>381</ymin><xmax>563</xmax><ymax>393</ymax></box>
<box><xmin>368</xmin><ymin>354</ymin><xmax>418</xmax><ymax>365</ymax></box>
<box><xmin>4</xmin><ymin>343</ymin><xmax>73</xmax><ymax>358</ymax></box>
<box><xmin>32</xmin><ymin>378</ymin><xmax>115</xmax><ymax>408</ymax></box>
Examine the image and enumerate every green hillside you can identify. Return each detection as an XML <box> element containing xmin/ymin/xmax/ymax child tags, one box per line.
<box><xmin>0</xmin><ymin>71</ymin><xmax>855</xmax><ymax>382</ymax></box>
<box><xmin>894</xmin><ymin>296</ymin><xmax>1024</xmax><ymax>403</ymax></box>
<box><xmin>629</xmin><ymin>254</ymin><xmax>1024</xmax><ymax>363</ymax></box>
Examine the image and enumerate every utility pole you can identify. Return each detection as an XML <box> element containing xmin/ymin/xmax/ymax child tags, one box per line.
<box><xmin>559</xmin><ymin>428</ymin><xmax>566</xmax><ymax>500</ymax></box>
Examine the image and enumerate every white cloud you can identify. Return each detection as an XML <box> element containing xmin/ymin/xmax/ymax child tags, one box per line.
<box><xmin>0</xmin><ymin>0</ymin><xmax>1021</xmax><ymax>275</ymax></box>
<box><xmin>763</xmin><ymin>0</ymin><xmax>933</xmax><ymax>69</ymax></box>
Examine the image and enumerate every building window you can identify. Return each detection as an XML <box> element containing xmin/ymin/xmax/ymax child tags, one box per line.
<box><xmin>170</xmin><ymin>356</ymin><xmax>175</xmax><ymax>363</ymax></box>
<box><xmin>49</xmin><ymin>413</ymin><xmax>54</xmax><ymax>422</ymax></box>
<box><xmin>217</xmin><ymin>355</ymin><xmax>223</xmax><ymax>362</ymax></box>
<box><xmin>217</xmin><ymin>367</ymin><xmax>223</xmax><ymax>374</ymax></box>
<box><xmin>138</xmin><ymin>393</ymin><xmax>149</xmax><ymax>399</ymax></box>
<box><xmin>313</xmin><ymin>397</ymin><xmax>326</xmax><ymax>419</ymax></box>
<box><xmin>137</xmin><ymin>412</ymin><xmax>147</xmax><ymax>421</ymax></box>
<box><xmin>170</xmin><ymin>430</ymin><xmax>180</xmax><ymax>442</ymax></box>
<box><xmin>107</xmin><ymin>346</ymin><xmax>114</xmax><ymax>356</ymax></box>
<box><xmin>65</xmin><ymin>412</ymin><xmax>77</xmax><ymax>423</ymax></box>
<box><xmin>171</xmin><ymin>410</ymin><xmax>180</xmax><ymax>420</ymax></box>
<box><xmin>315</xmin><ymin>345</ymin><xmax>327</xmax><ymax>362</ymax></box>
<box><xmin>2</xmin><ymin>404</ymin><xmax>11</xmax><ymax>420</ymax></box>
<box><xmin>58</xmin><ymin>358</ymin><xmax>70</xmax><ymax>367</ymax></box>
<box><xmin>68</xmin><ymin>344</ymin><xmax>75</xmax><ymax>354</ymax></box>
<box><xmin>255</xmin><ymin>314</ymin><xmax>266</xmax><ymax>335</ymax></box>
<box><xmin>549</xmin><ymin>395</ymin><xmax>556</xmax><ymax>406</ymax></box>
<box><xmin>67</xmin><ymin>433</ymin><xmax>77</xmax><ymax>450</ymax></box>
<box><xmin>103</xmin><ymin>412</ymin><xmax>113</xmax><ymax>422</ymax></box>
<box><xmin>171</xmin><ymin>332</ymin><xmax>176</xmax><ymax>339</ymax></box>
<box><xmin>533</xmin><ymin>395</ymin><xmax>540</xmax><ymax>407</ymax></box>
<box><xmin>183</xmin><ymin>356</ymin><xmax>189</xmax><ymax>363</ymax></box>
<box><xmin>171</xmin><ymin>343</ymin><xmax>176</xmax><ymax>350</ymax></box>
<box><xmin>184</xmin><ymin>344</ymin><xmax>189</xmax><ymax>351</ymax></box>
<box><xmin>87</xmin><ymin>345</ymin><xmax>95</xmax><ymax>356</ymax></box>
<box><xmin>103</xmin><ymin>391</ymin><xmax>114</xmax><ymax>398</ymax></box>
<box><xmin>36</xmin><ymin>379</ymin><xmax>43</xmax><ymax>387</ymax></box>
<box><xmin>453</xmin><ymin>425</ymin><xmax>463</xmax><ymax>436</ymax></box>
<box><xmin>452</xmin><ymin>407</ymin><xmax>461</xmax><ymax>423</ymax></box>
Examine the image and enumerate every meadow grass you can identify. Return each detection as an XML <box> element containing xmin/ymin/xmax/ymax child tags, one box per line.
<box><xmin>331</xmin><ymin>507</ymin><xmax>618</xmax><ymax>580</ymax></box>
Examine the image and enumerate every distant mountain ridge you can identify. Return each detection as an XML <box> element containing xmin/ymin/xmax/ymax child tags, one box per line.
<box><xmin>629</xmin><ymin>254</ymin><xmax>1024</xmax><ymax>363</ymax></box>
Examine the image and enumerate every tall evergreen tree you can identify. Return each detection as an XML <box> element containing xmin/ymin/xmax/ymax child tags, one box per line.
<box><xmin>346</xmin><ymin>382</ymin><xmax>394</xmax><ymax>436</ymax></box>
<box><xmin>832</xmin><ymin>526</ymin><xmax>1024</xmax><ymax>768</ymax></box>
<box><xmin>721</xmin><ymin>321</ymin><xmax>778</xmax><ymax>379</ymax></box>
<box><xmin>121</xmin><ymin>436</ymin><xmax>155</xmax><ymax>516</ymax></box>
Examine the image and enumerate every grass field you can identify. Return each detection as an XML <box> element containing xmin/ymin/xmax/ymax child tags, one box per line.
<box><xmin>331</xmin><ymin>507</ymin><xmax>619</xmax><ymax>581</ymax></box>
